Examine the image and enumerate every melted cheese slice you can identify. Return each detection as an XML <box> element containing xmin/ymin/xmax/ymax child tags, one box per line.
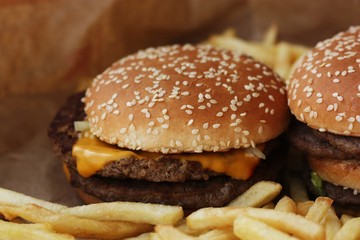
<box><xmin>72</xmin><ymin>137</ymin><xmax>264</xmax><ymax>180</ymax></box>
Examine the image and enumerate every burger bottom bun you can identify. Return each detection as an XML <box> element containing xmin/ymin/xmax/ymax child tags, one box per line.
<box><xmin>308</xmin><ymin>157</ymin><xmax>360</xmax><ymax>191</ymax></box>
<box><xmin>67</xmin><ymin>150</ymin><xmax>284</xmax><ymax>210</ymax></box>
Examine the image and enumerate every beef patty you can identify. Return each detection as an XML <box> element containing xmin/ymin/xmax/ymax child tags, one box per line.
<box><xmin>69</xmin><ymin>151</ymin><xmax>283</xmax><ymax>209</ymax></box>
<box><xmin>289</xmin><ymin>122</ymin><xmax>360</xmax><ymax>160</ymax></box>
<box><xmin>49</xmin><ymin>92</ymin><xmax>285</xmax><ymax>208</ymax></box>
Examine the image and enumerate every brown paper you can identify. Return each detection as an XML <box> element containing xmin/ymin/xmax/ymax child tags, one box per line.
<box><xmin>0</xmin><ymin>0</ymin><xmax>360</xmax><ymax>207</ymax></box>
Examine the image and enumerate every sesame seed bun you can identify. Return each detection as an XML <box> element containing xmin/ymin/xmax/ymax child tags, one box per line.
<box><xmin>84</xmin><ymin>44</ymin><xmax>290</xmax><ymax>153</ymax></box>
<box><xmin>287</xmin><ymin>26</ymin><xmax>360</xmax><ymax>137</ymax></box>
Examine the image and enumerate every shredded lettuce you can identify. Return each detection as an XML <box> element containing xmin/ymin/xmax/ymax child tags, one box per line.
<box><xmin>310</xmin><ymin>172</ymin><xmax>326</xmax><ymax>196</ymax></box>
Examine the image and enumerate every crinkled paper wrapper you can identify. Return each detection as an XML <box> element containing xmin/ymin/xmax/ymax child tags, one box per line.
<box><xmin>0</xmin><ymin>0</ymin><xmax>359</xmax><ymax>206</ymax></box>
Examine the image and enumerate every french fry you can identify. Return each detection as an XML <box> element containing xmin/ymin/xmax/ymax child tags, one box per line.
<box><xmin>227</xmin><ymin>181</ymin><xmax>282</xmax><ymax>207</ymax></box>
<box><xmin>175</xmin><ymin>219</ymin><xmax>207</xmax><ymax>236</ymax></box>
<box><xmin>124</xmin><ymin>232</ymin><xmax>150</xmax><ymax>240</ymax></box>
<box><xmin>275</xmin><ymin>196</ymin><xmax>297</xmax><ymax>213</ymax></box>
<box><xmin>296</xmin><ymin>201</ymin><xmax>314</xmax><ymax>216</ymax></box>
<box><xmin>234</xmin><ymin>215</ymin><xmax>298</xmax><ymax>240</ymax></box>
<box><xmin>262</xmin><ymin>24</ymin><xmax>278</xmax><ymax>47</ymax></box>
<box><xmin>274</xmin><ymin>42</ymin><xmax>292</xmax><ymax>78</ymax></box>
<box><xmin>0</xmin><ymin>220</ymin><xmax>74</xmax><ymax>240</ymax></box>
<box><xmin>198</xmin><ymin>228</ymin><xmax>238</xmax><ymax>240</ymax></box>
<box><xmin>241</xmin><ymin>207</ymin><xmax>325</xmax><ymax>240</ymax></box>
<box><xmin>155</xmin><ymin>225</ymin><xmax>196</xmax><ymax>240</ymax></box>
<box><xmin>333</xmin><ymin>217</ymin><xmax>360</xmax><ymax>240</ymax></box>
<box><xmin>186</xmin><ymin>207</ymin><xmax>242</xmax><ymax>230</ymax></box>
<box><xmin>340</xmin><ymin>214</ymin><xmax>353</xmax><ymax>225</ymax></box>
<box><xmin>149</xmin><ymin>233</ymin><xmax>162</xmax><ymax>240</ymax></box>
<box><xmin>0</xmin><ymin>187</ymin><xmax>67</xmax><ymax>212</ymax></box>
<box><xmin>305</xmin><ymin>197</ymin><xmax>333</xmax><ymax>223</ymax></box>
<box><xmin>0</xmin><ymin>204</ymin><xmax>152</xmax><ymax>240</ymax></box>
<box><xmin>262</xmin><ymin>202</ymin><xmax>275</xmax><ymax>209</ymax></box>
<box><xmin>61</xmin><ymin>201</ymin><xmax>183</xmax><ymax>225</ymax></box>
<box><xmin>323</xmin><ymin>208</ymin><xmax>341</xmax><ymax>240</ymax></box>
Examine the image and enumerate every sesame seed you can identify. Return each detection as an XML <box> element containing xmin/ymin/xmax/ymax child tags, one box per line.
<box><xmin>310</xmin><ymin>111</ymin><xmax>318</xmax><ymax>119</ymax></box>
<box><xmin>128</xmin><ymin>114</ymin><xmax>134</xmax><ymax>121</ymax></box>
<box><xmin>335</xmin><ymin>116</ymin><xmax>343</xmax><ymax>121</ymax></box>
<box><xmin>111</xmin><ymin>93</ymin><xmax>118</xmax><ymax>99</ymax></box>
<box><xmin>297</xmin><ymin>100</ymin><xmax>302</xmax><ymax>107</ymax></box>
<box><xmin>300</xmin><ymin>113</ymin><xmax>304</xmax><ymax>121</ymax></box>
<box><xmin>234</xmin><ymin>127</ymin><xmax>241</xmax><ymax>133</ymax></box>
<box><xmin>191</xmin><ymin>129</ymin><xmax>199</xmax><ymax>135</ymax></box>
<box><xmin>243</xmin><ymin>130</ymin><xmax>250</xmax><ymax>136</ymax></box>
<box><xmin>213</xmin><ymin>124</ymin><xmax>221</xmax><ymax>129</ymax></box>
<box><xmin>161</xmin><ymin>124</ymin><xmax>169</xmax><ymax>129</ymax></box>
<box><xmin>230</xmin><ymin>105</ymin><xmax>237</xmax><ymax>111</ymax></box>
<box><xmin>316</xmin><ymin>98</ymin><xmax>323</xmax><ymax>104</ymax></box>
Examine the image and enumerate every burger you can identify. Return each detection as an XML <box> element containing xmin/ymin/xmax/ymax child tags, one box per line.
<box><xmin>287</xmin><ymin>26</ymin><xmax>360</xmax><ymax>214</ymax></box>
<box><xmin>49</xmin><ymin>44</ymin><xmax>290</xmax><ymax>210</ymax></box>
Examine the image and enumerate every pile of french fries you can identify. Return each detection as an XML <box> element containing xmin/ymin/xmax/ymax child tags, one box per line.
<box><xmin>205</xmin><ymin>25</ymin><xmax>310</xmax><ymax>81</ymax></box>
<box><xmin>0</xmin><ymin>181</ymin><xmax>359</xmax><ymax>240</ymax></box>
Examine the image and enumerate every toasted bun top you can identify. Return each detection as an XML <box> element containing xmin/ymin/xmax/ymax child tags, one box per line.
<box><xmin>84</xmin><ymin>44</ymin><xmax>289</xmax><ymax>153</ymax></box>
<box><xmin>288</xmin><ymin>26</ymin><xmax>360</xmax><ymax>137</ymax></box>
